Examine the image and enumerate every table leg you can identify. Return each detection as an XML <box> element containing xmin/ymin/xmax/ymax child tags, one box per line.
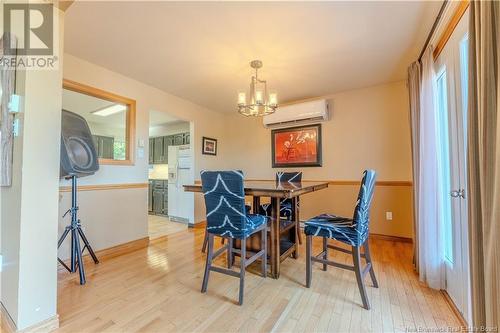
<box><xmin>292</xmin><ymin>197</ymin><xmax>299</xmax><ymax>259</ymax></box>
<box><xmin>270</xmin><ymin>197</ymin><xmax>280</xmax><ymax>279</ymax></box>
<box><xmin>252</xmin><ymin>196</ymin><xmax>261</xmax><ymax>214</ymax></box>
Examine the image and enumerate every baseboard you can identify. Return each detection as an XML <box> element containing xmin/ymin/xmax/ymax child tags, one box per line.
<box><xmin>59</xmin><ymin>237</ymin><xmax>150</xmax><ymax>269</ymax></box>
<box><xmin>441</xmin><ymin>290</ymin><xmax>467</xmax><ymax>327</ymax></box>
<box><xmin>1</xmin><ymin>303</ymin><xmax>59</xmax><ymax>333</ymax></box>
<box><xmin>370</xmin><ymin>233</ymin><xmax>413</xmax><ymax>243</ymax></box>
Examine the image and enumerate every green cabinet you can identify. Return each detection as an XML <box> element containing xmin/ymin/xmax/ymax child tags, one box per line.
<box><xmin>93</xmin><ymin>135</ymin><xmax>114</xmax><ymax>159</ymax></box>
<box><xmin>149</xmin><ymin>132</ymin><xmax>190</xmax><ymax>165</ymax></box>
<box><xmin>162</xmin><ymin>135</ymin><xmax>174</xmax><ymax>162</ymax></box>
<box><xmin>173</xmin><ymin>134</ymin><xmax>184</xmax><ymax>145</ymax></box>
<box><xmin>149</xmin><ymin>180</ymin><xmax>168</xmax><ymax>216</ymax></box>
<box><xmin>149</xmin><ymin>138</ymin><xmax>154</xmax><ymax>164</ymax></box>
<box><xmin>153</xmin><ymin>137</ymin><xmax>164</xmax><ymax>164</ymax></box>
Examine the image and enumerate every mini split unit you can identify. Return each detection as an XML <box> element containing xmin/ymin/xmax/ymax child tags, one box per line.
<box><xmin>262</xmin><ymin>99</ymin><xmax>330</xmax><ymax>128</ymax></box>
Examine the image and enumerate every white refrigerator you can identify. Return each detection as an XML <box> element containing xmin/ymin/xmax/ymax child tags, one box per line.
<box><xmin>168</xmin><ymin>145</ymin><xmax>193</xmax><ymax>224</ymax></box>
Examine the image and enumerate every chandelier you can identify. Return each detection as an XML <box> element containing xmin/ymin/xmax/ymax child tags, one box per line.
<box><xmin>237</xmin><ymin>60</ymin><xmax>278</xmax><ymax>116</ymax></box>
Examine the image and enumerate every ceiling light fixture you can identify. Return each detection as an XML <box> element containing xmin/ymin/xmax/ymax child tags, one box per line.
<box><xmin>92</xmin><ymin>104</ymin><xmax>127</xmax><ymax>117</ymax></box>
<box><xmin>237</xmin><ymin>60</ymin><xmax>278</xmax><ymax>117</ymax></box>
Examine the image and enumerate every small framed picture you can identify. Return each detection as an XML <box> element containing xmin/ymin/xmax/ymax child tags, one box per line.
<box><xmin>202</xmin><ymin>137</ymin><xmax>217</xmax><ymax>156</ymax></box>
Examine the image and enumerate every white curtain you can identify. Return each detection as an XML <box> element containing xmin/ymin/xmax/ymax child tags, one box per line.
<box><xmin>415</xmin><ymin>46</ymin><xmax>445</xmax><ymax>289</ymax></box>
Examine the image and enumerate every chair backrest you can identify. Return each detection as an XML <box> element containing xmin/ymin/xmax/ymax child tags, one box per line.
<box><xmin>352</xmin><ymin>170</ymin><xmax>377</xmax><ymax>244</ymax></box>
<box><xmin>276</xmin><ymin>171</ymin><xmax>302</xmax><ymax>184</ymax></box>
<box><xmin>201</xmin><ymin>170</ymin><xmax>247</xmax><ymax>238</ymax></box>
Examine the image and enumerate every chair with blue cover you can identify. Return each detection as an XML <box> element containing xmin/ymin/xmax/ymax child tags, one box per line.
<box><xmin>260</xmin><ymin>172</ymin><xmax>303</xmax><ymax>244</ymax></box>
<box><xmin>200</xmin><ymin>170</ymin><xmax>267</xmax><ymax>305</ymax></box>
<box><xmin>304</xmin><ymin>170</ymin><xmax>379</xmax><ymax>310</ymax></box>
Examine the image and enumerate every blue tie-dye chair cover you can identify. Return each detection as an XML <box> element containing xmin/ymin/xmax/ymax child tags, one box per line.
<box><xmin>201</xmin><ymin>170</ymin><xmax>266</xmax><ymax>239</ymax></box>
<box><xmin>304</xmin><ymin>170</ymin><xmax>376</xmax><ymax>246</ymax></box>
<box><xmin>260</xmin><ymin>172</ymin><xmax>302</xmax><ymax>219</ymax></box>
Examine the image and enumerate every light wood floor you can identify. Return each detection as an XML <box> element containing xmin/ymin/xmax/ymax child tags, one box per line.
<box><xmin>57</xmin><ymin>227</ymin><xmax>461</xmax><ymax>333</ymax></box>
<box><xmin>148</xmin><ymin>214</ymin><xmax>187</xmax><ymax>239</ymax></box>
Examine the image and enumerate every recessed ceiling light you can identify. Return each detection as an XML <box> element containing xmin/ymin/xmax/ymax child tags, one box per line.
<box><xmin>92</xmin><ymin>104</ymin><xmax>127</xmax><ymax>117</ymax></box>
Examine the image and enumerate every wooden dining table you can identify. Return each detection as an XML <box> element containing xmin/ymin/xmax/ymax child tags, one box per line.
<box><xmin>184</xmin><ymin>180</ymin><xmax>329</xmax><ymax>279</ymax></box>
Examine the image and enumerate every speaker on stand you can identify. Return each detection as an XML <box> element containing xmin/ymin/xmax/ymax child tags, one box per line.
<box><xmin>58</xmin><ymin>110</ymin><xmax>100</xmax><ymax>285</ymax></box>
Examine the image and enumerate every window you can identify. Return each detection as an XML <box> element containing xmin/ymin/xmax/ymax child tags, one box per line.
<box><xmin>62</xmin><ymin>80</ymin><xmax>136</xmax><ymax>165</ymax></box>
<box><xmin>436</xmin><ymin>69</ymin><xmax>454</xmax><ymax>264</ymax></box>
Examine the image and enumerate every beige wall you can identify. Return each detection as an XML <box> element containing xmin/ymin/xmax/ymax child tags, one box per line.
<box><xmin>224</xmin><ymin>81</ymin><xmax>414</xmax><ymax>238</ymax></box>
<box><xmin>1</xmin><ymin>8</ymin><xmax>64</xmax><ymax>330</ymax></box>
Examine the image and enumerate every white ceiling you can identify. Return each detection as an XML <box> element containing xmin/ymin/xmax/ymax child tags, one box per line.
<box><xmin>149</xmin><ymin>109</ymin><xmax>182</xmax><ymax>127</ymax></box>
<box><xmin>64</xmin><ymin>1</ymin><xmax>441</xmax><ymax>113</ymax></box>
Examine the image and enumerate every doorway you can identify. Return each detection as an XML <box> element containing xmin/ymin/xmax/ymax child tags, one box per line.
<box><xmin>434</xmin><ymin>10</ymin><xmax>471</xmax><ymax>322</ymax></box>
<box><xmin>148</xmin><ymin>110</ymin><xmax>194</xmax><ymax>239</ymax></box>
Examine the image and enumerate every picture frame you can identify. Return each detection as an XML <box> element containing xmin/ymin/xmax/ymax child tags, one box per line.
<box><xmin>202</xmin><ymin>136</ymin><xmax>217</xmax><ymax>156</ymax></box>
<box><xmin>271</xmin><ymin>124</ymin><xmax>322</xmax><ymax>168</ymax></box>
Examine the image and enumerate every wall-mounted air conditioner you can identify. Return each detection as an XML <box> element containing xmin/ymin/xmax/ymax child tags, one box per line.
<box><xmin>263</xmin><ymin>99</ymin><xmax>330</xmax><ymax>128</ymax></box>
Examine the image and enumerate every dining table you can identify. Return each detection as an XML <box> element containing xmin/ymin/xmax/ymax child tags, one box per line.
<box><xmin>184</xmin><ymin>180</ymin><xmax>329</xmax><ymax>279</ymax></box>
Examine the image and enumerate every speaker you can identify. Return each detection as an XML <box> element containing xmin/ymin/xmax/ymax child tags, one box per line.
<box><xmin>60</xmin><ymin>110</ymin><xmax>99</xmax><ymax>178</ymax></box>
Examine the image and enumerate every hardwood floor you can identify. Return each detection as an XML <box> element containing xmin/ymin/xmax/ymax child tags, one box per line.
<box><xmin>148</xmin><ymin>214</ymin><xmax>187</xmax><ymax>239</ymax></box>
<box><xmin>57</xmin><ymin>226</ymin><xmax>461</xmax><ymax>332</ymax></box>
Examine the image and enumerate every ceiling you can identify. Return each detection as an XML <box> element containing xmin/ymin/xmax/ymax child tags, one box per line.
<box><xmin>149</xmin><ymin>109</ymin><xmax>183</xmax><ymax>127</ymax></box>
<box><xmin>65</xmin><ymin>1</ymin><xmax>441</xmax><ymax>113</ymax></box>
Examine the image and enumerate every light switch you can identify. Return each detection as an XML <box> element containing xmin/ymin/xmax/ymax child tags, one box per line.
<box><xmin>386</xmin><ymin>212</ymin><xmax>393</xmax><ymax>221</ymax></box>
<box><xmin>8</xmin><ymin>94</ymin><xmax>20</xmax><ymax>113</ymax></box>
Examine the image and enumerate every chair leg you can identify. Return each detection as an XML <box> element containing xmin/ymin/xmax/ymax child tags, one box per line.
<box><xmin>322</xmin><ymin>237</ymin><xmax>328</xmax><ymax>271</ymax></box>
<box><xmin>363</xmin><ymin>241</ymin><xmax>378</xmax><ymax>288</ymax></box>
<box><xmin>201</xmin><ymin>234</ymin><xmax>214</xmax><ymax>293</ymax></box>
<box><xmin>227</xmin><ymin>238</ymin><xmax>233</xmax><ymax>269</ymax></box>
<box><xmin>261</xmin><ymin>228</ymin><xmax>267</xmax><ymax>277</ymax></box>
<box><xmin>239</xmin><ymin>240</ymin><xmax>246</xmax><ymax>305</ymax></box>
<box><xmin>202</xmin><ymin>229</ymin><xmax>208</xmax><ymax>253</ymax></box>
<box><xmin>352</xmin><ymin>246</ymin><xmax>370</xmax><ymax>310</ymax></box>
<box><xmin>306</xmin><ymin>235</ymin><xmax>312</xmax><ymax>288</ymax></box>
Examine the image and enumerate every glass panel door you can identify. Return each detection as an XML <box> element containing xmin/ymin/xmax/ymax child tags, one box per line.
<box><xmin>433</xmin><ymin>10</ymin><xmax>470</xmax><ymax>321</ymax></box>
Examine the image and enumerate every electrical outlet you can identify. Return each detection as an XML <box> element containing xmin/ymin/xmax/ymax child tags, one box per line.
<box><xmin>386</xmin><ymin>212</ymin><xmax>393</xmax><ymax>221</ymax></box>
<box><xmin>12</xmin><ymin>118</ymin><xmax>20</xmax><ymax>137</ymax></box>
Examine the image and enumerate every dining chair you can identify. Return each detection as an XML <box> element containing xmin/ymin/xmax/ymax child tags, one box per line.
<box><xmin>304</xmin><ymin>170</ymin><xmax>378</xmax><ymax>310</ymax></box>
<box><xmin>200</xmin><ymin>170</ymin><xmax>267</xmax><ymax>305</ymax></box>
<box><xmin>260</xmin><ymin>172</ymin><xmax>303</xmax><ymax>244</ymax></box>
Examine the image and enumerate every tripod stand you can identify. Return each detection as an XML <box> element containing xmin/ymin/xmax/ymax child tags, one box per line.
<box><xmin>57</xmin><ymin>175</ymin><xmax>99</xmax><ymax>284</ymax></box>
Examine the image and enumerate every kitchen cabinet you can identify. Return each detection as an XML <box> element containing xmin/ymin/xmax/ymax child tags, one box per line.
<box><xmin>93</xmin><ymin>135</ymin><xmax>114</xmax><ymax>159</ymax></box>
<box><xmin>149</xmin><ymin>132</ymin><xmax>190</xmax><ymax>165</ymax></box>
<box><xmin>162</xmin><ymin>135</ymin><xmax>174</xmax><ymax>163</ymax></box>
<box><xmin>149</xmin><ymin>180</ymin><xmax>168</xmax><ymax>216</ymax></box>
<box><xmin>173</xmin><ymin>134</ymin><xmax>184</xmax><ymax>145</ymax></box>
<box><xmin>148</xmin><ymin>180</ymin><xmax>153</xmax><ymax>212</ymax></box>
<box><xmin>149</xmin><ymin>138</ymin><xmax>154</xmax><ymax>164</ymax></box>
<box><xmin>153</xmin><ymin>137</ymin><xmax>164</xmax><ymax>164</ymax></box>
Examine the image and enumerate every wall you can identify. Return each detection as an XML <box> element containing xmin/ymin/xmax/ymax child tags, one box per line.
<box><xmin>1</xmin><ymin>7</ymin><xmax>64</xmax><ymax>330</ymax></box>
<box><xmin>58</xmin><ymin>54</ymin><xmax>229</xmax><ymax>258</ymax></box>
<box><xmin>223</xmin><ymin>81</ymin><xmax>414</xmax><ymax>238</ymax></box>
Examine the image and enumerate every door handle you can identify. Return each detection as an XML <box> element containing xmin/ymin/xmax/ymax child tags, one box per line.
<box><xmin>450</xmin><ymin>189</ymin><xmax>466</xmax><ymax>199</ymax></box>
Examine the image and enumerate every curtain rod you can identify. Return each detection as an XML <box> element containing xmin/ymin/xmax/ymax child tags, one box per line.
<box><xmin>418</xmin><ymin>0</ymin><xmax>448</xmax><ymax>62</ymax></box>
